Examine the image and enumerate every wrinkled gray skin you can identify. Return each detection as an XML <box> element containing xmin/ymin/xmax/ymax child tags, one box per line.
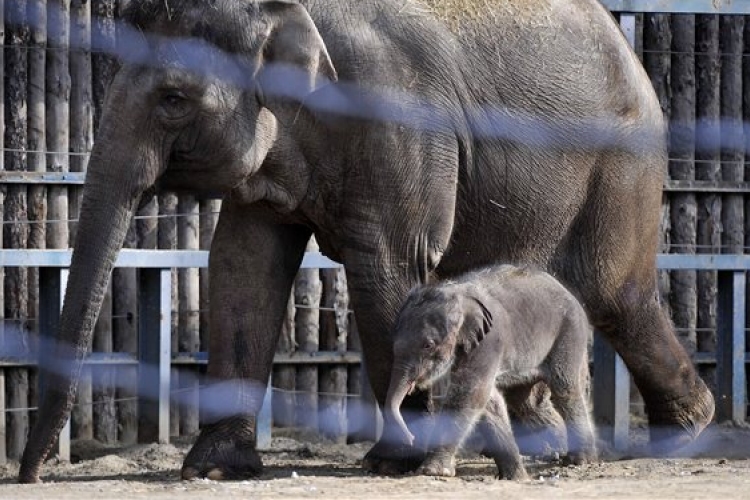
<box><xmin>385</xmin><ymin>265</ymin><xmax>596</xmax><ymax>480</ymax></box>
<box><xmin>20</xmin><ymin>0</ymin><xmax>714</xmax><ymax>483</ymax></box>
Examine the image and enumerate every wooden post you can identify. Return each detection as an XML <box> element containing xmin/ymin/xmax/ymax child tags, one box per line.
<box><xmin>669</xmin><ymin>14</ymin><xmax>697</xmax><ymax>355</ymax></box>
<box><xmin>272</xmin><ymin>292</ymin><xmax>296</xmax><ymax>428</ymax></box>
<box><xmin>46</xmin><ymin>0</ymin><xmax>70</xmax><ymax>249</ymax></box>
<box><xmin>720</xmin><ymin>16</ymin><xmax>745</xmax><ymax>256</ymax></box>
<box><xmin>5</xmin><ymin>0</ymin><xmax>31</xmax><ymax>460</ymax></box>
<box><xmin>319</xmin><ymin>266</ymin><xmax>348</xmax><ymax>442</ymax></box>
<box><xmin>294</xmin><ymin>238</ymin><xmax>322</xmax><ymax>431</ymax></box>
<box><xmin>178</xmin><ymin>196</ymin><xmax>200</xmax><ymax>436</ymax></box>
<box><xmin>26</xmin><ymin>0</ymin><xmax>47</xmax><ymax>438</ymax></box>
<box><xmin>695</xmin><ymin>14</ymin><xmax>721</xmax><ymax>386</ymax></box>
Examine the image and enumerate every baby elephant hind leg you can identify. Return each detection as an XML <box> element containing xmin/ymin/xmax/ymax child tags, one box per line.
<box><xmin>478</xmin><ymin>389</ymin><xmax>528</xmax><ymax>480</ymax></box>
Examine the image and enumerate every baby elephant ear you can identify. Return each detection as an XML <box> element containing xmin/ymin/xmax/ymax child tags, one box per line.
<box><xmin>459</xmin><ymin>297</ymin><xmax>493</xmax><ymax>353</ymax></box>
<box><xmin>256</xmin><ymin>1</ymin><xmax>338</xmax><ymax>96</ymax></box>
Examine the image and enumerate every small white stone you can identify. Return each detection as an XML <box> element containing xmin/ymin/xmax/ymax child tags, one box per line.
<box><xmin>291</xmin><ymin>471</ymin><xmax>299</xmax><ymax>479</ymax></box>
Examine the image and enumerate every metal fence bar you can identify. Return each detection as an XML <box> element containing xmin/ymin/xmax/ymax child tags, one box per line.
<box><xmin>716</xmin><ymin>271</ymin><xmax>747</xmax><ymax>423</ymax></box>
<box><xmin>137</xmin><ymin>268</ymin><xmax>172</xmax><ymax>444</ymax></box>
<box><xmin>5</xmin><ymin>249</ymin><xmax>750</xmax><ymax>452</ymax></box>
<box><xmin>593</xmin><ymin>331</ymin><xmax>630</xmax><ymax>452</ymax></box>
<box><xmin>256</xmin><ymin>383</ymin><xmax>273</xmax><ymax>450</ymax></box>
<box><xmin>0</xmin><ymin>249</ymin><xmax>342</xmax><ymax>269</ymax></box>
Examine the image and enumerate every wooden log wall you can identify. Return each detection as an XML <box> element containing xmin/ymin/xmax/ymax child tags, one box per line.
<box><xmin>4</xmin><ymin>5</ymin><xmax>750</xmax><ymax>459</ymax></box>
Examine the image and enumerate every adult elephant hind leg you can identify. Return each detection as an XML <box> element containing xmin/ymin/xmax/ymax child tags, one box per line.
<box><xmin>505</xmin><ymin>382</ymin><xmax>567</xmax><ymax>459</ymax></box>
<box><xmin>560</xmin><ymin>146</ymin><xmax>713</xmax><ymax>454</ymax></box>
<box><xmin>597</xmin><ymin>295</ymin><xmax>714</xmax><ymax>455</ymax></box>
<box><xmin>181</xmin><ymin>206</ymin><xmax>312</xmax><ymax>480</ymax></box>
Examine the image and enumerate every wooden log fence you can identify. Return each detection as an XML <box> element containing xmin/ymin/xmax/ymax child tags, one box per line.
<box><xmin>0</xmin><ymin>249</ymin><xmax>748</xmax><ymax>465</ymax></box>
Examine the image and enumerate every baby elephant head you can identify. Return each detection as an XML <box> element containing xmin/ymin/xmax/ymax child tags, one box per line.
<box><xmin>384</xmin><ymin>285</ymin><xmax>493</xmax><ymax>444</ymax></box>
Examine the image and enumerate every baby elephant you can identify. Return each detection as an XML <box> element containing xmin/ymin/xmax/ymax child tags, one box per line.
<box><xmin>385</xmin><ymin>264</ymin><xmax>596</xmax><ymax>480</ymax></box>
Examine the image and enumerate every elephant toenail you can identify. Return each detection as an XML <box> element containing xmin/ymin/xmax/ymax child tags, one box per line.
<box><xmin>206</xmin><ymin>468</ymin><xmax>225</xmax><ymax>481</ymax></box>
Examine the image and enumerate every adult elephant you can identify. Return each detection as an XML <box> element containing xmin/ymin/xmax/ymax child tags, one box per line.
<box><xmin>20</xmin><ymin>0</ymin><xmax>713</xmax><ymax>482</ymax></box>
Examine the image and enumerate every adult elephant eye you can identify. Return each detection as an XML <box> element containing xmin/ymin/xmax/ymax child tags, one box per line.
<box><xmin>162</xmin><ymin>92</ymin><xmax>186</xmax><ymax>107</ymax></box>
<box><xmin>158</xmin><ymin>90</ymin><xmax>193</xmax><ymax>123</ymax></box>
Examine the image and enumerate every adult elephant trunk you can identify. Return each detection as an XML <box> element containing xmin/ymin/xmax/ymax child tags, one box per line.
<box><xmin>384</xmin><ymin>364</ymin><xmax>417</xmax><ymax>446</ymax></box>
<box><xmin>19</xmin><ymin>130</ymin><xmax>158</xmax><ymax>483</ymax></box>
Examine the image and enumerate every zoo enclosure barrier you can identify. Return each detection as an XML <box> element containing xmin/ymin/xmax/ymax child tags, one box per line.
<box><xmin>0</xmin><ymin>249</ymin><xmax>748</xmax><ymax>464</ymax></box>
<box><xmin>1</xmin><ymin>0</ymin><xmax>750</xmax><ymax>464</ymax></box>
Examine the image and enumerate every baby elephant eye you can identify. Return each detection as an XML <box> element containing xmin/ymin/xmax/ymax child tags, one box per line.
<box><xmin>423</xmin><ymin>340</ymin><xmax>435</xmax><ymax>351</ymax></box>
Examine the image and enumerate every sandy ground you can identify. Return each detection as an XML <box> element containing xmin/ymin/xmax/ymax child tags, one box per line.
<box><xmin>2</xmin><ymin>424</ymin><xmax>750</xmax><ymax>499</ymax></box>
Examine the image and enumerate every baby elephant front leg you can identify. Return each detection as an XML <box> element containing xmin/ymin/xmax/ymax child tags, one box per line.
<box><xmin>417</xmin><ymin>378</ymin><xmax>494</xmax><ymax>477</ymax></box>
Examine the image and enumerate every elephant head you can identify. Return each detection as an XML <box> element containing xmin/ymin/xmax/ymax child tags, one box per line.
<box><xmin>20</xmin><ymin>0</ymin><xmax>337</xmax><ymax>482</ymax></box>
<box><xmin>384</xmin><ymin>285</ymin><xmax>493</xmax><ymax>446</ymax></box>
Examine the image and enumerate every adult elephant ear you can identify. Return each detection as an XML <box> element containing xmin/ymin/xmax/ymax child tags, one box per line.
<box><xmin>253</xmin><ymin>1</ymin><xmax>338</xmax><ymax>100</ymax></box>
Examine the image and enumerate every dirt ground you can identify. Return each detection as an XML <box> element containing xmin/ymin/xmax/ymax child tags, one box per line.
<box><xmin>2</xmin><ymin>424</ymin><xmax>750</xmax><ymax>499</ymax></box>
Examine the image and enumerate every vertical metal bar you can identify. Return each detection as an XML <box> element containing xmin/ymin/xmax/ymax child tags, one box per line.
<box><xmin>138</xmin><ymin>268</ymin><xmax>171</xmax><ymax>443</ymax></box>
<box><xmin>619</xmin><ymin>12</ymin><xmax>636</xmax><ymax>46</ymax></box>
<box><xmin>716</xmin><ymin>271</ymin><xmax>746</xmax><ymax>423</ymax></box>
<box><xmin>0</xmin><ymin>369</ymin><xmax>6</xmax><ymax>465</ymax></box>
<box><xmin>256</xmin><ymin>382</ymin><xmax>273</xmax><ymax>450</ymax></box>
<box><xmin>57</xmin><ymin>270</ymin><xmax>71</xmax><ymax>460</ymax></box>
<box><xmin>38</xmin><ymin>267</ymin><xmax>70</xmax><ymax>462</ymax></box>
<box><xmin>593</xmin><ymin>332</ymin><xmax>630</xmax><ymax>451</ymax></box>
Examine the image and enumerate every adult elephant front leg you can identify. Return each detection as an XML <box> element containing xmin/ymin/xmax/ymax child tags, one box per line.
<box><xmin>349</xmin><ymin>256</ymin><xmax>436</xmax><ymax>476</ymax></box>
<box><xmin>181</xmin><ymin>205</ymin><xmax>311</xmax><ymax>480</ymax></box>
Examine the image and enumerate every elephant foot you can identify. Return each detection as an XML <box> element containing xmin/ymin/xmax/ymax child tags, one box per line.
<box><xmin>513</xmin><ymin>426</ymin><xmax>567</xmax><ymax>459</ymax></box>
<box><xmin>562</xmin><ymin>450</ymin><xmax>596</xmax><ymax>466</ymax></box>
<box><xmin>496</xmin><ymin>461</ymin><xmax>528</xmax><ymax>481</ymax></box>
<box><xmin>362</xmin><ymin>439</ymin><xmax>425</xmax><ymax>475</ymax></box>
<box><xmin>181</xmin><ymin>416</ymin><xmax>263</xmax><ymax>480</ymax></box>
<box><xmin>17</xmin><ymin>466</ymin><xmax>42</xmax><ymax>484</ymax></box>
<box><xmin>416</xmin><ymin>452</ymin><xmax>456</xmax><ymax>477</ymax></box>
<box><xmin>645</xmin><ymin>379</ymin><xmax>715</xmax><ymax>456</ymax></box>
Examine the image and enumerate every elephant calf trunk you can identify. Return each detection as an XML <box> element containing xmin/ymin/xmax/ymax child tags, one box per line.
<box><xmin>385</xmin><ymin>403</ymin><xmax>416</xmax><ymax>446</ymax></box>
<box><xmin>385</xmin><ymin>375</ymin><xmax>417</xmax><ymax>446</ymax></box>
